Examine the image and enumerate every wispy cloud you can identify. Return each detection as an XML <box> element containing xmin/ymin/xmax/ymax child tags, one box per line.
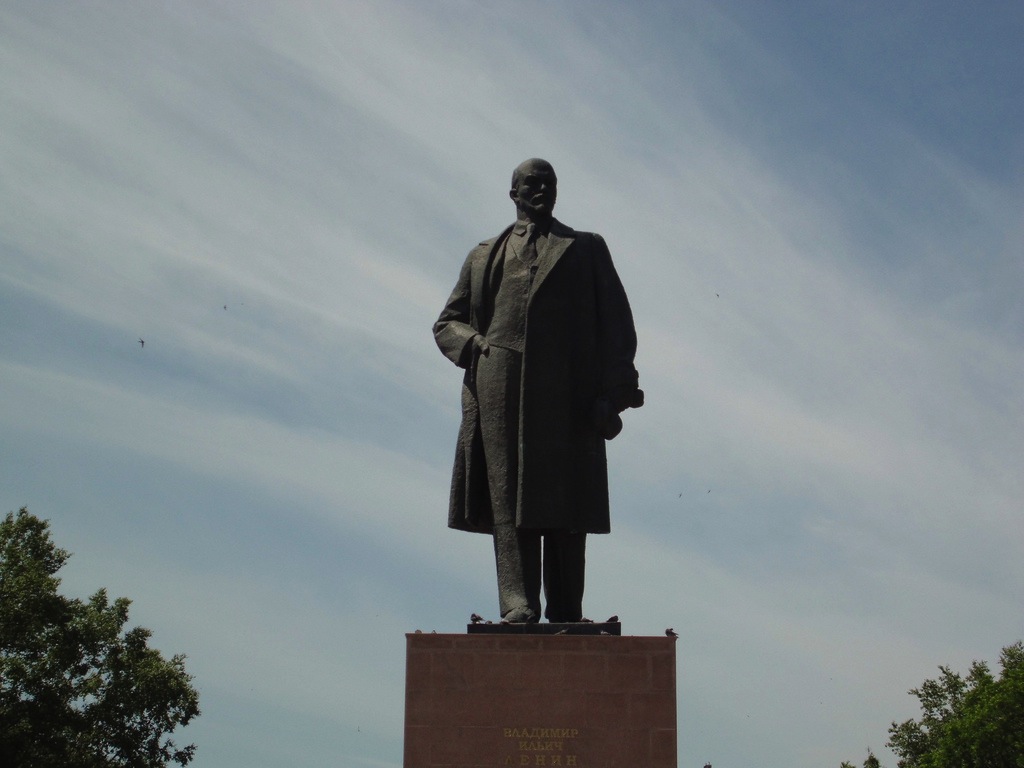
<box><xmin>2</xmin><ymin>2</ymin><xmax>1021</xmax><ymax>766</ymax></box>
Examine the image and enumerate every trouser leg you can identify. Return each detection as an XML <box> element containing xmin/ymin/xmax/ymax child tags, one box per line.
<box><xmin>476</xmin><ymin>347</ymin><xmax>540</xmax><ymax>621</ymax></box>
<box><xmin>492</xmin><ymin>524</ymin><xmax>542</xmax><ymax>621</ymax></box>
<box><xmin>542</xmin><ymin>532</ymin><xmax>587</xmax><ymax>622</ymax></box>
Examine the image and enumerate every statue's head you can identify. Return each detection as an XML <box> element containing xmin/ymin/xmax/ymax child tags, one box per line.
<box><xmin>510</xmin><ymin>158</ymin><xmax>557</xmax><ymax>223</ymax></box>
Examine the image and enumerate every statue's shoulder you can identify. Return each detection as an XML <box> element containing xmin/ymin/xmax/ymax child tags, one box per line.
<box><xmin>552</xmin><ymin>219</ymin><xmax>605</xmax><ymax>245</ymax></box>
<box><xmin>469</xmin><ymin>224</ymin><xmax>515</xmax><ymax>256</ymax></box>
<box><xmin>562</xmin><ymin>227</ymin><xmax>610</xmax><ymax>254</ymax></box>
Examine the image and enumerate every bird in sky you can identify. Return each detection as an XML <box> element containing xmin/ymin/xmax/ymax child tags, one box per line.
<box><xmin>138</xmin><ymin>338</ymin><xmax>144</xmax><ymax>348</ymax></box>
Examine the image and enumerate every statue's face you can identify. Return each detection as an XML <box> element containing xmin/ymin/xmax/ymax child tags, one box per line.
<box><xmin>510</xmin><ymin>160</ymin><xmax>557</xmax><ymax>220</ymax></box>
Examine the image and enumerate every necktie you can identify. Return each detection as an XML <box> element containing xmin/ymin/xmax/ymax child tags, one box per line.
<box><xmin>519</xmin><ymin>223</ymin><xmax>538</xmax><ymax>263</ymax></box>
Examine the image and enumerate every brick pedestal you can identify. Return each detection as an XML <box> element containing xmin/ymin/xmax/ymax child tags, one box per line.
<box><xmin>404</xmin><ymin>633</ymin><xmax>677</xmax><ymax>768</ymax></box>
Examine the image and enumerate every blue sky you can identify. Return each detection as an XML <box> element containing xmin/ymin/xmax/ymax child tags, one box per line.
<box><xmin>1</xmin><ymin>2</ymin><xmax>1021</xmax><ymax>766</ymax></box>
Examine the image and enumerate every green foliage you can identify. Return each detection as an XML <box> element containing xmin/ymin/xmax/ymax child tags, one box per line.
<box><xmin>887</xmin><ymin>641</ymin><xmax>1024</xmax><ymax>768</ymax></box>
<box><xmin>841</xmin><ymin>749</ymin><xmax>883</xmax><ymax>768</ymax></box>
<box><xmin>1</xmin><ymin>508</ymin><xmax>200</xmax><ymax>767</ymax></box>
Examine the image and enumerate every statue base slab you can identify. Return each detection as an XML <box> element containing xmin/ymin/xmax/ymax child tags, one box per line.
<box><xmin>467</xmin><ymin>621</ymin><xmax>621</xmax><ymax>636</ymax></box>
<box><xmin>404</xmin><ymin>631</ymin><xmax>677</xmax><ymax>767</ymax></box>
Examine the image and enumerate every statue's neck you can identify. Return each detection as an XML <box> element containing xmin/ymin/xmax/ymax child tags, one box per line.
<box><xmin>517</xmin><ymin>212</ymin><xmax>552</xmax><ymax>230</ymax></box>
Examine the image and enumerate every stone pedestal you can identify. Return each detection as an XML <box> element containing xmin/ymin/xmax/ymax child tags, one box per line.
<box><xmin>404</xmin><ymin>632</ymin><xmax>677</xmax><ymax>767</ymax></box>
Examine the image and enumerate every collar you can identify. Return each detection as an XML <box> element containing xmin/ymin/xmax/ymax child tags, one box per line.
<box><xmin>512</xmin><ymin>218</ymin><xmax>551</xmax><ymax>238</ymax></box>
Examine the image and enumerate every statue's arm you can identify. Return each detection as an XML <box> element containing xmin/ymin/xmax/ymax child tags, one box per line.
<box><xmin>591</xmin><ymin>234</ymin><xmax>641</xmax><ymax>410</ymax></box>
<box><xmin>433</xmin><ymin>251</ymin><xmax>481</xmax><ymax>369</ymax></box>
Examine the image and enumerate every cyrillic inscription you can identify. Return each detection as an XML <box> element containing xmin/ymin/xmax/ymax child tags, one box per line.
<box><xmin>503</xmin><ymin>728</ymin><xmax>580</xmax><ymax>739</ymax></box>
<box><xmin>503</xmin><ymin>726</ymin><xmax>580</xmax><ymax>766</ymax></box>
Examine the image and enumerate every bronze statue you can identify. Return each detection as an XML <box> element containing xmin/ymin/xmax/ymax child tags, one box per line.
<box><xmin>434</xmin><ymin>159</ymin><xmax>642</xmax><ymax>623</ymax></box>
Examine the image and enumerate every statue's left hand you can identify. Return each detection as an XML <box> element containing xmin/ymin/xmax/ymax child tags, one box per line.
<box><xmin>608</xmin><ymin>385</ymin><xmax>644</xmax><ymax>413</ymax></box>
<box><xmin>593</xmin><ymin>398</ymin><xmax>624</xmax><ymax>440</ymax></box>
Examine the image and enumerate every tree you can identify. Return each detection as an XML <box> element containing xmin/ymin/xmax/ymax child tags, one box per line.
<box><xmin>1</xmin><ymin>508</ymin><xmax>200</xmax><ymax>767</ymax></box>
<box><xmin>887</xmin><ymin>641</ymin><xmax>1024</xmax><ymax>768</ymax></box>
<box><xmin>842</xmin><ymin>748</ymin><xmax>883</xmax><ymax>768</ymax></box>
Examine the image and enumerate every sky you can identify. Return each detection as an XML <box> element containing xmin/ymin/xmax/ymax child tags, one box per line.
<box><xmin>1</xmin><ymin>1</ymin><xmax>1022</xmax><ymax>766</ymax></box>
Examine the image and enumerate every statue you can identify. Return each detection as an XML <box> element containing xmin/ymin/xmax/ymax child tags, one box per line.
<box><xmin>434</xmin><ymin>159</ymin><xmax>642</xmax><ymax>623</ymax></box>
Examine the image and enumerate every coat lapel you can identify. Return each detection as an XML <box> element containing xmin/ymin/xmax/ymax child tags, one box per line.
<box><xmin>470</xmin><ymin>225</ymin><xmax>512</xmax><ymax>326</ymax></box>
<box><xmin>530</xmin><ymin>218</ymin><xmax>575</xmax><ymax>296</ymax></box>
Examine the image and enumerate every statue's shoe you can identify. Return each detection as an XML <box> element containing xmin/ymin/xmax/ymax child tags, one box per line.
<box><xmin>501</xmin><ymin>608</ymin><xmax>540</xmax><ymax>623</ymax></box>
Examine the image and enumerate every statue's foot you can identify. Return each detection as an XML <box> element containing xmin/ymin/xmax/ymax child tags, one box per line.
<box><xmin>501</xmin><ymin>607</ymin><xmax>539</xmax><ymax>624</ymax></box>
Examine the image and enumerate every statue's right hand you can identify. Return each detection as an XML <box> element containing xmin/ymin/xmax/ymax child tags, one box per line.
<box><xmin>466</xmin><ymin>335</ymin><xmax>489</xmax><ymax>387</ymax></box>
<box><xmin>472</xmin><ymin>335</ymin><xmax>491</xmax><ymax>357</ymax></box>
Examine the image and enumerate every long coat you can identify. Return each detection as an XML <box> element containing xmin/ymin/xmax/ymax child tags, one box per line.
<box><xmin>434</xmin><ymin>218</ymin><xmax>639</xmax><ymax>535</ymax></box>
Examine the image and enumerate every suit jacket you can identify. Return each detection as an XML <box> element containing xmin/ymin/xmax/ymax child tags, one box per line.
<box><xmin>434</xmin><ymin>218</ymin><xmax>639</xmax><ymax>534</ymax></box>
